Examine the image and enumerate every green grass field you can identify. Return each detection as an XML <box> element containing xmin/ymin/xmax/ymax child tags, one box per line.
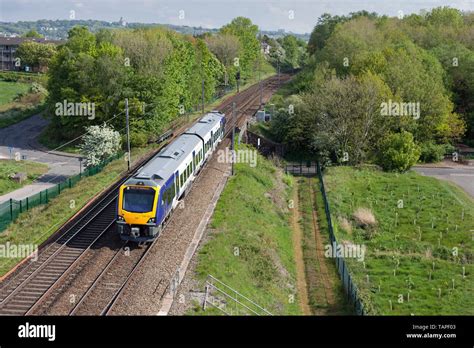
<box><xmin>191</xmin><ymin>145</ymin><xmax>301</xmax><ymax>315</ymax></box>
<box><xmin>0</xmin><ymin>81</ymin><xmax>30</xmax><ymax>105</ymax></box>
<box><xmin>0</xmin><ymin>160</ymin><xmax>48</xmax><ymax>196</ymax></box>
<box><xmin>319</xmin><ymin>166</ymin><xmax>474</xmax><ymax>315</ymax></box>
<box><xmin>0</xmin><ymin>80</ymin><xmax>46</xmax><ymax>129</ymax></box>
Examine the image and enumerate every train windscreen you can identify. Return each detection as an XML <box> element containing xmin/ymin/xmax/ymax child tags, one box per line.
<box><xmin>122</xmin><ymin>187</ymin><xmax>155</xmax><ymax>213</ymax></box>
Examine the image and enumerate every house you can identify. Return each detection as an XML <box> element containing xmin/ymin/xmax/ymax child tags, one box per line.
<box><xmin>0</xmin><ymin>37</ymin><xmax>64</xmax><ymax>71</ymax></box>
<box><xmin>261</xmin><ymin>41</ymin><xmax>271</xmax><ymax>55</ymax></box>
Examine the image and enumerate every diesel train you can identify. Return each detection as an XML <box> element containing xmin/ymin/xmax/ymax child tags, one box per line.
<box><xmin>116</xmin><ymin>111</ymin><xmax>225</xmax><ymax>242</ymax></box>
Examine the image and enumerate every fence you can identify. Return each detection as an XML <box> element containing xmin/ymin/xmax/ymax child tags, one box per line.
<box><xmin>285</xmin><ymin>161</ymin><xmax>317</xmax><ymax>176</ymax></box>
<box><xmin>203</xmin><ymin>275</ymin><xmax>272</xmax><ymax>316</ymax></box>
<box><xmin>316</xmin><ymin>161</ymin><xmax>365</xmax><ymax>315</ymax></box>
<box><xmin>0</xmin><ymin>152</ymin><xmax>123</xmax><ymax>233</ymax></box>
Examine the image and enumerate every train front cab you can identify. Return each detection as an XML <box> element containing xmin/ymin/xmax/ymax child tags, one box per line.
<box><xmin>117</xmin><ymin>184</ymin><xmax>161</xmax><ymax>242</ymax></box>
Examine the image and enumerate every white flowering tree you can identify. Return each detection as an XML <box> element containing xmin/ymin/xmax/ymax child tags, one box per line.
<box><xmin>79</xmin><ymin>124</ymin><xmax>121</xmax><ymax>167</ymax></box>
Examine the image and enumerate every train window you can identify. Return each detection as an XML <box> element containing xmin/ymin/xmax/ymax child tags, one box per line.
<box><xmin>123</xmin><ymin>187</ymin><xmax>155</xmax><ymax>213</ymax></box>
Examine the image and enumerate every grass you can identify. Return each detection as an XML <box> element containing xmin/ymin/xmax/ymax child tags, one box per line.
<box><xmin>318</xmin><ymin>166</ymin><xmax>474</xmax><ymax>315</ymax></box>
<box><xmin>0</xmin><ymin>81</ymin><xmax>46</xmax><ymax>129</ymax></box>
<box><xmin>296</xmin><ymin>176</ymin><xmax>353</xmax><ymax>315</ymax></box>
<box><xmin>190</xmin><ymin>145</ymin><xmax>301</xmax><ymax>315</ymax></box>
<box><xmin>0</xmin><ymin>81</ymin><xmax>30</xmax><ymax>105</ymax></box>
<box><xmin>0</xmin><ymin>145</ymin><xmax>159</xmax><ymax>276</ymax></box>
<box><xmin>0</xmin><ymin>160</ymin><xmax>49</xmax><ymax>196</ymax></box>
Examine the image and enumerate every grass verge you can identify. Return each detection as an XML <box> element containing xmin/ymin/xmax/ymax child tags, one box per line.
<box><xmin>0</xmin><ymin>81</ymin><xmax>31</xmax><ymax>105</ymax></box>
<box><xmin>319</xmin><ymin>166</ymin><xmax>474</xmax><ymax>315</ymax></box>
<box><xmin>191</xmin><ymin>145</ymin><xmax>301</xmax><ymax>315</ymax></box>
<box><xmin>297</xmin><ymin>176</ymin><xmax>353</xmax><ymax>315</ymax></box>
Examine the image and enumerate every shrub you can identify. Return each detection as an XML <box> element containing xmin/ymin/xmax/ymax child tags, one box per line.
<box><xmin>419</xmin><ymin>141</ymin><xmax>446</xmax><ymax>163</ymax></box>
<box><xmin>376</xmin><ymin>131</ymin><xmax>421</xmax><ymax>172</ymax></box>
<box><xmin>79</xmin><ymin>124</ymin><xmax>121</xmax><ymax>167</ymax></box>
<box><xmin>338</xmin><ymin>216</ymin><xmax>352</xmax><ymax>234</ymax></box>
<box><xmin>130</xmin><ymin>132</ymin><xmax>148</xmax><ymax>147</ymax></box>
<box><xmin>353</xmin><ymin>207</ymin><xmax>377</xmax><ymax>228</ymax></box>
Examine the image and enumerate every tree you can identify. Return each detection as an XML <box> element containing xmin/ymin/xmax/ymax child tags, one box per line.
<box><xmin>303</xmin><ymin>72</ymin><xmax>393</xmax><ymax>164</ymax></box>
<box><xmin>23</xmin><ymin>29</ymin><xmax>43</xmax><ymax>38</ymax></box>
<box><xmin>205</xmin><ymin>33</ymin><xmax>241</xmax><ymax>85</ymax></box>
<box><xmin>220</xmin><ymin>17</ymin><xmax>260</xmax><ymax>79</ymax></box>
<box><xmin>205</xmin><ymin>33</ymin><xmax>241</xmax><ymax>68</ymax></box>
<box><xmin>15</xmin><ymin>41</ymin><xmax>57</xmax><ymax>71</ymax></box>
<box><xmin>79</xmin><ymin>124</ymin><xmax>121</xmax><ymax>167</ymax></box>
<box><xmin>376</xmin><ymin>131</ymin><xmax>421</xmax><ymax>172</ymax></box>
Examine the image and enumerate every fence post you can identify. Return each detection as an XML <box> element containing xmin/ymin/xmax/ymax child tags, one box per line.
<box><xmin>39</xmin><ymin>191</ymin><xmax>42</xmax><ymax>204</ymax></box>
<box><xmin>26</xmin><ymin>197</ymin><xmax>29</xmax><ymax>211</ymax></box>
<box><xmin>9</xmin><ymin>198</ymin><xmax>13</xmax><ymax>221</ymax></box>
<box><xmin>19</xmin><ymin>200</ymin><xmax>22</xmax><ymax>213</ymax></box>
<box><xmin>58</xmin><ymin>184</ymin><xmax>60</xmax><ymax>195</ymax></box>
<box><xmin>68</xmin><ymin>178</ymin><xmax>72</xmax><ymax>188</ymax></box>
<box><xmin>46</xmin><ymin>189</ymin><xmax>48</xmax><ymax>203</ymax></box>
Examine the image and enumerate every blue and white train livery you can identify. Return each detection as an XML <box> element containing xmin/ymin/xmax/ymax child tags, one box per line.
<box><xmin>116</xmin><ymin>111</ymin><xmax>225</xmax><ymax>242</ymax></box>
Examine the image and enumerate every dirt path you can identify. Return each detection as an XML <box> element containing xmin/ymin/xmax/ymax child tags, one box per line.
<box><xmin>307</xmin><ymin>177</ymin><xmax>336</xmax><ymax>309</ymax></box>
<box><xmin>290</xmin><ymin>181</ymin><xmax>311</xmax><ymax>315</ymax></box>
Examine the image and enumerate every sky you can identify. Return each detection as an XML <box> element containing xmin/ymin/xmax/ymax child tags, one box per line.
<box><xmin>1</xmin><ymin>0</ymin><xmax>473</xmax><ymax>33</ymax></box>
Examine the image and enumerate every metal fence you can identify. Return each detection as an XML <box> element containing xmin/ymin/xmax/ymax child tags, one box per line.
<box><xmin>0</xmin><ymin>152</ymin><xmax>123</xmax><ymax>233</ymax></box>
<box><xmin>285</xmin><ymin>161</ymin><xmax>317</xmax><ymax>176</ymax></box>
<box><xmin>203</xmin><ymin>275</ymin><xmax>272</xmax><ymax>316</ymax></box>
<box><xmin>316</xmin><ymin>161</ymin><xmax>365</xmax><ymax>315</ymax></box>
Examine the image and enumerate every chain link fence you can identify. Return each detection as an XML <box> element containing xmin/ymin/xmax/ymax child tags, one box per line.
<box><xmin>316</xmin><ymin>161</ymin><xmax>366</xmax><ymax>315</ymax></box>
<box><xmin>0</xmin><ymin>152</ymin><xmax>123</xmax><ymax>233</ymax></box>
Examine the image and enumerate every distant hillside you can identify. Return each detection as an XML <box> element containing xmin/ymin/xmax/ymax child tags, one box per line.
<box><xmin>0</xmin><ymin>19</ymin><xmax>310</xmax><ymax>41</ymax></box>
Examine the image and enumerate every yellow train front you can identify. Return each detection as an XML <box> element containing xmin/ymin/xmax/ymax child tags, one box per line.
<box><xmin>117</xmin><ymin>179</ymin><xmax>163</xmax><ymax>242</ymax></box>
<box><xmin>116</xmin><ymin>111</ymin><xmax>226</xmax><ymax>242</ymax></box>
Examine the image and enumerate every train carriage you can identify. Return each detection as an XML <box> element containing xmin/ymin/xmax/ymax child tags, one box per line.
<box><xmin>117</xmin><ymin>112</ymin><xmax>225</xmax><ymax>242</ymax></box>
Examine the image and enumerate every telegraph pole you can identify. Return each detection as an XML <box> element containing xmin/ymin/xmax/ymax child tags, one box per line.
<box><xmin>236</xmin><ymin>68</ymin><xmax>240</xmax><ymax>93</ymax></box>
<box><xmin>231</xmin><ymin>102</ymin><xmax>236</xmax><ymax>176</ymax></box>
<box><xmin>278</xmin><ymin>60</ymin><xmax>281</xmax><ymax>86</ymax></box>
<box><xmin>125</xmin><ymin>98</ymin><xmax>131</xmax><ymax>171</ymax></box>
<box><xmin>201</xmin><ymin>78</ymin><xmax>205</xmax><ymax>114</ymax></box>
<box><xmin>259</xmin><ymin>59</ymin><xmax>263</xmax><ymax>109</ymax></box>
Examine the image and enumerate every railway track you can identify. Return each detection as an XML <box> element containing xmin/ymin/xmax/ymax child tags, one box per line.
<box><xmin>68</xmin><ymin>240</ymin><xmax>151</xmax><ymax>315</ymax></box>
<box><xmin>0</xmin><ymin>73</ymin><xmax>290</xmax><ymax>316</ymax></box>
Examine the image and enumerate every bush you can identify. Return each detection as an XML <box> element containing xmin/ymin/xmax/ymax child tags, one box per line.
<box><xmin>79</xmin><ymin>124</ymin><xmax>121</xmax><ymax>167</ymax></box>
<box><xmin>376</xmin><ymin>131</ymin><xmax>421</xmax><ymax>172</ymax></box>
<box><xmin>352</xmin><ymin>208</ymin><xmax>377</xmax><ymax>228</ymax></box>
<box><xmin>129</xmin><ymin>132</ymin><xmax>148</xmax><ymax>148</ymax></box>
<box><xmin>419</xmin><ymin>141</ymin><xmax>446</xmax><ymax>163</ymax></box>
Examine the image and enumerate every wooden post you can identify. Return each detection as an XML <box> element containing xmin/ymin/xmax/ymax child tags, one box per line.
<box><xmin>203</xmin><ymin>284</ymin><xmax>209</xmax><ymax>310</ymax></box>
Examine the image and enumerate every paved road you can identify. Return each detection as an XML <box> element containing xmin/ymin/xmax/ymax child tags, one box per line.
<box><xmin>0</xmin><ymin>114</ymin><xmax>81</xmax><ymax>203</ymax></box>
<box><xmin>413</xmin><ymin>166</ymin><xmax>474</xmax><ymax>198</ymax></box>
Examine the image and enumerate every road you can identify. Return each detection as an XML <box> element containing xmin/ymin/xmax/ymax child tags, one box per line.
<box><xmin>413</xmin><ymin>165</ymin><xmax>474</xmax><ymax>198</ymax></box>
<box><xmin>0</xmin><ymin>114</ymin><xmax>81</xmax><ymax>203</ymax></box>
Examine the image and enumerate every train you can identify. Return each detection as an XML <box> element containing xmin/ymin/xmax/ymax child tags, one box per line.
<box><xmin>116</xmin><ymin>111</ymin><xmax>226</xmax><ymax>242</ymax></box>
